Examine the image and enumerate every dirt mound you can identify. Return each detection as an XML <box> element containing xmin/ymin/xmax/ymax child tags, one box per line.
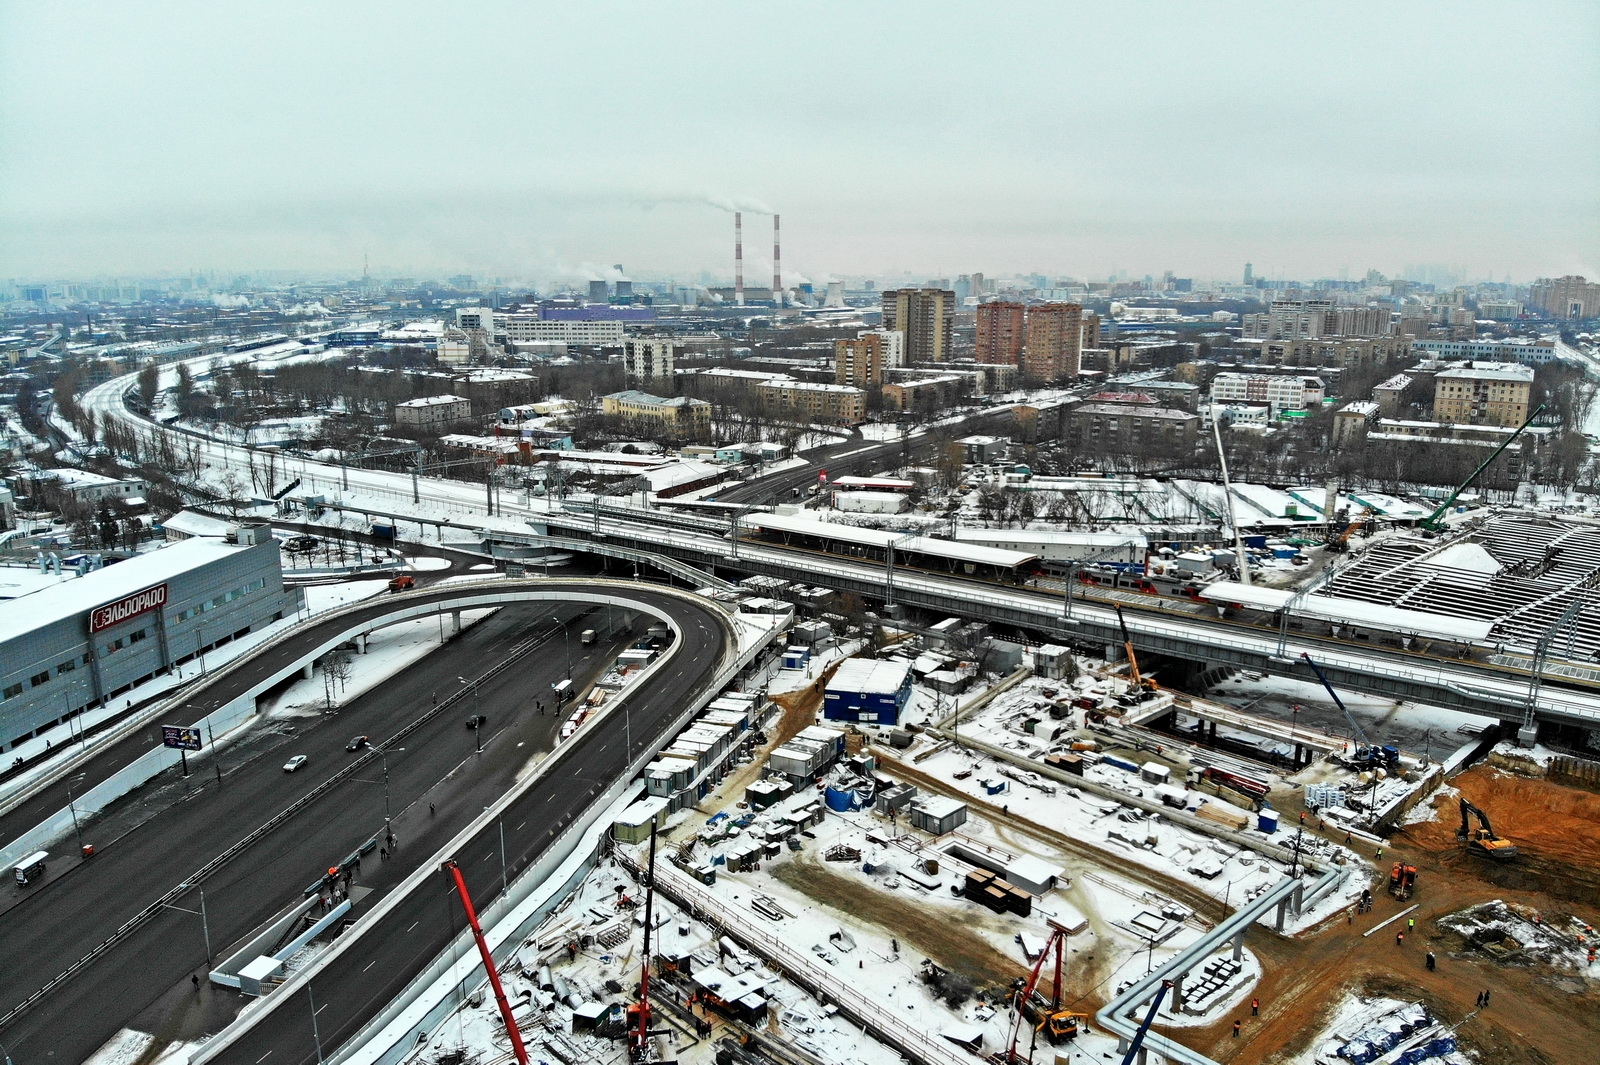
<box><xmin>1406</xmin><ymin>766</ymin><xmax>1600</xmax><ymax>890</ymax></box>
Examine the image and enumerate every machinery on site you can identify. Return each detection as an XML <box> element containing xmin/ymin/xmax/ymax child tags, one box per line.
<box><xmin>1419</xmin><ymin>404</ymin><xmax>1545</xmax><ymax>534</ymax></box>
<box><xmin>1301</xmin><ymin>652</ymin><xmax>1399</xmax><ymax>770</ymax></box>
<box><xmin>1325</xmin><ymin>506</ymin><xmax>1371</xmax><ymax>553</ymax></box>
<box><xmin>1006</xmin><ymin>928</ymin><xmax>1088</xmax><ymax>1062</ymax></box>
<box><xmin>627</xmin><ymin>816</ymin><xmax>663</xmax><ymax>1061</ymax></box>
<box><xmin>1458</xmin><ymin>798</ymin><xmax>1519</xmax><ymax>861</ymax></box>
<box><xmin>443</xmin><ymin>859</ymin><xmax>530</xmax><ymax>1065</ymax></box>
<box><xmin>1116</xmin><ymin>980</ymin><xmax>1174</xmax><ymax>1065</ymax></box>
<box><xmin>1388</xmin><ymin>861</ymin><xmax>1419</xmax><ymax>900</ymax></box>
<box><xmin>1113</xmin><ymin>605</ymin><xmax>1159</xmax><ymax>699</ymax></box>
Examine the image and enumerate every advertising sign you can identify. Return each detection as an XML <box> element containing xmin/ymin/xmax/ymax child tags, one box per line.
<box><xmin>161</xmin><ymin>725</ymin><xmax>203</xmax><ymax>751</ymax></box>
<box><xmin>89</xmin><ymin>583</ymin><xmax>169</xmax><ymax>633</ymax></box>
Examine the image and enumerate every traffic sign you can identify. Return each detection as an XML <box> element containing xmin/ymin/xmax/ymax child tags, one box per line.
<box><xmin>161</xmin><ymin>725</ymin><xmax>203</xmax><ymax>751</ymax></box>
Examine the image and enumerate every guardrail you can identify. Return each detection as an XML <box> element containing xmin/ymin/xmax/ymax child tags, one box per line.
<box><xmin>0</xmin><ymin>610</ymin><xmax>574</xmax><ymax>1032</ymax></box>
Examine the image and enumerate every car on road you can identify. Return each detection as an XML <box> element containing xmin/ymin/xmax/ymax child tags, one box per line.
<box><xmin>282</xmin><ymin>755</ymin><xmax>309</xmax><ymax>772</ymax></box>
<box><xmin>283</xmin><ymin>535</ymin><xmax>320</xmax><ymax>553</ymax></box>
<box><xmin>464</xmin><ymin>714</ymin><xmax>487</xmax><ymax>730</ymax></box>
<box><xmin>388</xmin><ymin>574</ymin><xmax>415</xmax><ymax>592</ymax></box>
<box><xmin>346</xmin><ymin>735</ymin><xmax>369</xmax><ymax>751</ymax></box>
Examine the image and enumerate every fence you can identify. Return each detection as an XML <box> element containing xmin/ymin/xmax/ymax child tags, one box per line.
<box><xmin>1550</xmin><ymin>754</ymin><xmax>1600</xmax><ymax>790</ymax></box>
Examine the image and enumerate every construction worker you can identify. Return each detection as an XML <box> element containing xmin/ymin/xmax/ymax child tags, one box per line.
<box><xmin>1251</xmin><ymin>998</ymin><xmax>1259</xmax><ymax>1016</ymax></box>
<box><xmin>1233</xmin><ymin>1020</ymin><xmax>1241</xmax><ymax>1038</ymax></box>
<box><xmin>1375</xmin><ymin>847</ymin><xmax>1383</xmax><ymax>861</ymax></box>
<box><xmin>1426</xmin><ymin>952</ymin><xmax>1436</xmax><ymax>971</ymax></box>
<box><xmin>1396</xmin><ymin>931</ymin><xmax>1405</xmax><ymax>947</ymax></box>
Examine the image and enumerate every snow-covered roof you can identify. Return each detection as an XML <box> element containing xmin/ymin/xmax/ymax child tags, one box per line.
<box><xmin>1418</xmin><ymin>542</ymin><xmax>1502</xmax><ymax>577</ymax></box>
<box><xmin>160</xmin><ymin>510</ymin><xmax>234</xmax><ymax>538</ymax></box>
<box><xmin>0</xmin><ymin>538</ymin><xmax>262</xmax><ymax>644</ymax></box>
<box><xmin>1198</xmin><ymin>581</ymin><xmax>1493</xmax><ymax>642</ymax></box>
<box><xmin>827</xmin><ymin>657</ymin><xmax>912</xmax><ymax>695</ymax></box>
<box><xmin>744</xmin><ymin>512</ymin><xmax>1039</xmax><ymax>569</ymax></box>
<box><xmin>395</xmin><ymin>393</ymin><xmax>470</xmax><ymax>408</ymax></box>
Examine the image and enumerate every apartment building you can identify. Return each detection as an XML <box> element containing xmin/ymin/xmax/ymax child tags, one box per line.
<box><xmin>1529</xmin><ymin>275</ymin><xmax>1600</xmax><ymax>319</ymax></box>
<box><xmin>393</xmin><ymin>394</ymin><xmax>473</xmax><ymax>431</ymax></box>
<box><xmin>974</xmin><ymin>301</ymin><xmax>1026</xmax><ymax>365</ymax></box>
<box><xmin>1432</xmin><ymin>362</ymin><xmax>1533</xmax><ymax>427</ymax></box>
<box><xmin>623</xmin><ymin>337</ymin><xmax>681</xmax><ymax>386</ymax></box>
<box><xmin>1331</xmin><ymin>401</ymin><xmax>1379</xmax><ymax>448</ymax></box>
<box><xmin>499</xmin><ymin>315</ymin><xmax>626</xmax><ymax>346</ymax></box>
<box><xmin>1209</xmin><ymin>373</ymin><xmax>1325</xmax><ymax>415</ymax></box>
<box><xmin>1067</xmin><ymin>403</ymin><xmax>1199</xmax><ymax>453</ymax></box>
<box><xmin>757</xmin><ymin>381</ymin><xmax>865</xmax><ymax>426</ymax></box>
<box><xmin>1023</xmin><ymin>302</ymin><xmax>1085</xmax><ymax>382</ymax></box>
<box><xmin>882</xmin><ymin>288</ymin><xmax>955</xmax><ymax>362</ymax></box>
<box><xmin>834</xmin><ymin>330</ymin><xmax>902</xmax><ymax>387</ymax></box>
<box><xmin>601</xmin><ymin>390</ymin><xmax>712</xmax><ymax>438</ymax></box>
<box><xmin>1412</xmin><ymin>338</ymin><xmax>1561</xmax><ymax>367</ymax></box>
<box><xmin>881</xmin><ymin>375</ymin><xmax>972</xmax><ymax>413</ymax></box>
<box><xmin>1239</xmin><ymin>299</ymin><xmax>1336</xmax><ymax>340</ymax></box>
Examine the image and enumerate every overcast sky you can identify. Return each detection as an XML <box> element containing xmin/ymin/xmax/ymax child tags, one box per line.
<box><xmin>2</xmin><ymin>0</ymin><xmax>1596</xmax><ymax>286</ymax></box>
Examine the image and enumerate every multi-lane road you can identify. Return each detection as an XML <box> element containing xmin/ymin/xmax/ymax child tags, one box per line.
<box><xmin>0</xmin><ymin>584</ymin><xmax>733</xmax><ymax>1064</ymax></box>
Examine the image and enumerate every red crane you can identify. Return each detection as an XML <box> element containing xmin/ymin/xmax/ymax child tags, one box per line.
<box><xmin>442</xmin><ymin>860</ymin><xmax>530</xmax><ymax>1065</ymax></box>
<box><xmin>628</xmin><ymin>817</ymin><xmax>660</xmax><ymax>1061</ymax></box>
<box><xmin>1006</xmin><ymin>927</ymin><xmax>1084</xmax><ymax>1062</ymax></box>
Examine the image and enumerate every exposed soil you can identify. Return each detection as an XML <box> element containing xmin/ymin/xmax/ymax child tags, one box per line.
<box><xmin>769</xmin><ymin>853</ymin><xmax>1028</xmax><ymax>991</ymax></box>
<box><xmin>1195</xmin><ymin>763</ymin><xmax>1600</xmax><ymax>1065</ymax></box>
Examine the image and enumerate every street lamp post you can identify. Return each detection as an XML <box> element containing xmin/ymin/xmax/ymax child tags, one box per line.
<box><xmin>459</xmin><ymin>676</ymin><xmax>481</xmax><ymax>753</ymax></box>
<box><xmin>549</xmin><ymin>616</ymin><xmax>571</xmax><ymax>681</ymax></box>
<box><xmin>164</xmin><ymin>882</ymin><xmax>212</xmax><ymax>962</ymax></box>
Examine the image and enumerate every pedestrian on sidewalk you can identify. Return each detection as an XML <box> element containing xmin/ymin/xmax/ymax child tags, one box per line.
<box><xmin>1232</xmin><ymin>1020</ymin><xmax>1241</xmax><ymax>1038</ymax></box>
<box><xmin>1344</xmin><ymin>831</ymin><xmax>1352</xmax><ymax>844</ymax></box>
<box><xmin>429</xmin><ymin>802</ymin><xmax>435</xmax><ymax>816</ymax></box>
<box><xmin>192</xmin><ymin>974</ymin><xmax>200</xmax><ymax>992</ymax></box>
<box><xmin>1426</xmin><ymin>952</ymin><xmax>1436</xmax><ymax>971</ymax></box>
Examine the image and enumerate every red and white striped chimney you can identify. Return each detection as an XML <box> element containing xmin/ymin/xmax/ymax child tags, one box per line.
<box><xmin>734</xmin><ymin>211</ymin><xmax>745</xmax><ymax>307</ymax></box>
<box><xmin>773</xmin><ymin>214</ymin><xmax>782</xmax><ymax>308</ymax></box>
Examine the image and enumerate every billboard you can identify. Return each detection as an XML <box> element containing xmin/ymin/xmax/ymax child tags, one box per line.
<box><xmin>89</xmin><ymin>583</ymin><xmax>168</xmax><ymax>633</ymax></box>
<box><xmin>161</xmin><ymin>725</ymin><xmax>202</xmax><ymax>751</ymax></box>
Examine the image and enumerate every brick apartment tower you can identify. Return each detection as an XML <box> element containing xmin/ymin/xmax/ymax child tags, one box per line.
<box><xmin>835</xmin><ymin>333</ymin><xmax>889</xmax><ymax>387</ymax></box>
<box><xmin>975</xmin><ymin>301</ymin><xmax>1026</xmax><ymax>365</ymax></box>
<box><xmin>882</xmin><ymin>288</ymin><xmax>955</xmax><ymax>362</ymax></box>
<box><xmin>1023</xmin><ymin>302</ymin><xmax>1086</xmax><ymax>382</ymax></box>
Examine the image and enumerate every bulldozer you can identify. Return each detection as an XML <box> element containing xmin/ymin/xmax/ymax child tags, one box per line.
<box><xmin>1458</xmin><ymin>798</ymin><xmax>1518</xmax><ymax>861</ymax></box>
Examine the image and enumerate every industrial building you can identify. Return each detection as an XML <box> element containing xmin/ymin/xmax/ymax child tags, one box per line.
<box><xmin>823</xmin><ymin>658</ymin><xmax>913</xmax><ymax>726</ymax></box>
<box><xmin>0</xmin><ymin>527</ymin><xmax>300</xmax><ymax>752</ymax></box>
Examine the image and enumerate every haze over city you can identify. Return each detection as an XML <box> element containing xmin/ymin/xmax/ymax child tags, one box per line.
<box><xmin>3</xmin><ymin>0</ymin><xmax>1597</xmax><ymax>283</ymax></box>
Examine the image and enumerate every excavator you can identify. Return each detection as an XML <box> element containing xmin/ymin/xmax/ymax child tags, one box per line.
<box><xmin>1458</xmin><ymin>798</ymin><xmax>1518</xmax><ymax>861</ymax></box>
<box><xmin>1006</xmin><ymin>928</ymin><xmax>1088</xmax><ymax>1062</ymax></box>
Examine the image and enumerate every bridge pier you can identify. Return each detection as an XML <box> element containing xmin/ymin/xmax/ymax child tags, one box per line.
<box><xmin>450</xmin><ymin>610</ymin><xmax>461</xmax><ymax>636</ymax></box>
<box><xmin>301</xmin><ymin>662</ymin><xmax>314</xmax><ymax>680</ymax></box>
<box><xmin>1275</xmin><ymin>896</ymin><xmax>1290</xmax><ymax>931</ymax></box>
<box><xmin>1232</xmin><ymin>930</ymin><xmax>1247</xmax><ymax>960</ymax></box>
<box><xmin>355</xmin><ymin>633</ymin><xmax>368</xmax><ymax>654</ymax></box>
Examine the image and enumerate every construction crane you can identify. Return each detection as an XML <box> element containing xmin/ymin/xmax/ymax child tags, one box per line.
<box><xmin>1116</xmin><ymin>980</ymin><xmax>1174</xmax><ymax>1065</ymax></box>
<box><xmin>1005</xmin><ymin>928</ymin><xmax>1086</xmax><ymax>1063</ymax></box>
<box><xmin>1324</xmin><ymin>506</ymin><xmax>1371</xmax><ymax>553</ymax></box>
<box><xmin>1458</xmin><ymin>798</ymin><xmax>1518</xmax><ymax>861</ymax></box>
<box><xmin>1300</xmin><ymin>652</ymin><xmax>1398</xmax><ymax>769</ymax></box>
<box><xmin>1113</xmin><ymin>605</ymin><xmax>1158</xmax><ymax>696</ymax></box>
<box><xmin>1419</xmin><ymin>404</ymin><xmax>1545</xmax><ymax>533</ymax></box>
<box><xmin>627</xmin><ymin>816</ymin><xmax>661</xmax><ymax>1061</ymax></box>
<box><xmin>442</xmin><ymin>860</ymin><xmax>530</xmax><ymax>1065</ymax></box>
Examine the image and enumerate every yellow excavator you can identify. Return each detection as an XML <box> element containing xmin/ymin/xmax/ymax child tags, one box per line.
<box><xmin>1458</xmin><ymin>798</ymin><xmax>1518</xmax><ymax>861</ymax></box>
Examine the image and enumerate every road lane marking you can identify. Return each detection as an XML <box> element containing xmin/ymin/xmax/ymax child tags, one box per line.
<box><xmin>407</xmin><ymin>920</ymin><xmax>419</xmax><ymax>932</ymax></box>
<box><xmin>515</xmin><ymin>821</ymin><xmax>526</xmax><ymax>831</ymax></box>
<box><xmin>363</xmin><ymin>960</ymin><xmax>376</xmax><ymax>972</ymax></box>
<box><xmin>255</xmin><ymin>1054</ymin><xmax>273</xmax><ymax>1063</ymax></box>
<box><xmin>483</xmin><ymin>852</ymin><xmax>493</xmax><ymax>862</ymax></box>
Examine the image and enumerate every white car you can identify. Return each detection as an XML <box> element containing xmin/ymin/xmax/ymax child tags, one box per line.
<box><xmin>282</xmin><ymin>755</ymin><xmax>309</xmax><ymax>773</ymax></box>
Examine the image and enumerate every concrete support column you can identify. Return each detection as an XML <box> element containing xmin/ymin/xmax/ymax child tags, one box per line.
<box><xmin>1171</xmin><ymin>971</ymin><xmax>1185</xmax><ymax>1012</ymax></box>
<box><xmin>1293</xmin><ymin>879</ymin><xmax>1305</xmax><ymax>916</ymax></box>
<box><xmin>356</xmin><ymin>633</ymin><xmax>368</xmax><ymax>654</ymax></box>
<box><xmin>1233</xmin><ymin>930</ymin><xmax>1246</xmax><ymax>960</ymax></box>
<box><xmin>1275</xmin><ymin>897</ymin><xmax>1290</xmax><ymax>932</ymax></box>
<box><xmin>302</xmin><ymin>662</ymin><xmax>314</xmax><ymax>680</ymax></box>
<box><xmin>451</xmin><ymin>611</ymin><xmax>462</xmax><ymax>636</ymax></box>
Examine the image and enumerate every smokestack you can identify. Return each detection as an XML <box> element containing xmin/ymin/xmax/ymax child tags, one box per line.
<box><xmin>735</xmin><ymin>211</ymin><xmax>745</xmax><ymax>307</ymax></box>
<box><xmin>773</xmin><ymin>214</ymin><xmax>782</xmax><ymax>308</ymax></box>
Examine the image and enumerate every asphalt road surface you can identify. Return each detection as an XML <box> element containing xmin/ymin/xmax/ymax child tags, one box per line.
<box><xmin>0</xmin><ymin>583</ymin><xmax>732</xmax><ymax>1065</ymax></box>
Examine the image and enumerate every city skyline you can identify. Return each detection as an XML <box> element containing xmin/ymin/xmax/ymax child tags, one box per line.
<box><xmin>2</xmin><ymin>1</ymin><xmax>1597</xmax><ymax>283</ymax></box>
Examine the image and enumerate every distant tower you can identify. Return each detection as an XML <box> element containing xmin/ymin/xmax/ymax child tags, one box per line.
<box><xmin>773</xmin><ymin>214</ymin><xmax>782</xmax><ymax>308</ymax></box>
<box><xmin>735</xmin><ymin>212</ymin><xmax>745</xmax><ymax>307</ymax></box>
<box><xmin>1244</xmin><ymin>263</ymin><xmax>1254</xmax><ymax>285</ymax></box>
<box><xmin>825</xmin><ymin>280</ymin><xmax>845</xmax><ymax>308</ymax></box>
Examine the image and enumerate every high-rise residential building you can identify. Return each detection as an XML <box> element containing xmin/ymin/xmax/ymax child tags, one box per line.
<box><xmin>1239</xmin><ymin>299</ymin><xmax>1336</xmax><ymax>340</ymax></box>
<box><xmin>1432</xmin><ymin>362</ymin><xmax>1534</xmax><ymax>428</ymax></box>
<box><xmin>1529</xmin><ymin>275</ymin><xmax>1600</xmax><ymax>319</ymax></box>
<box><xmin>1332</xmin><ymin>306</ymin><xmax>1392</xmax><ymax>336</ymax></box>
<box><xmin>1243</xmin><ymin>263</ymin><xmax>1254</xmax><ymax>285</ymax></box>
<box><xmin>882</xmin><ymin>288</ymin><xmax>955</xmax><ymax>362</ymax></box>
<box><xmin>622</xmin><ymin>337</ymin><xmax>681</xmax><ymax>386</ymax></box>
<box><xmin>974</xmin><ymin>301</ymin><xmax>1026</xmax><ymax>365</ymax></box>
<box><xmin>1022</xmin><ymin>303</ymin><xmax>1085</xmax><ymax>382</ymax></box>
<box><xmin>834</xmin><ymin>330</ymin><xmax>902</xmax><ymax>387</ymax></box>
